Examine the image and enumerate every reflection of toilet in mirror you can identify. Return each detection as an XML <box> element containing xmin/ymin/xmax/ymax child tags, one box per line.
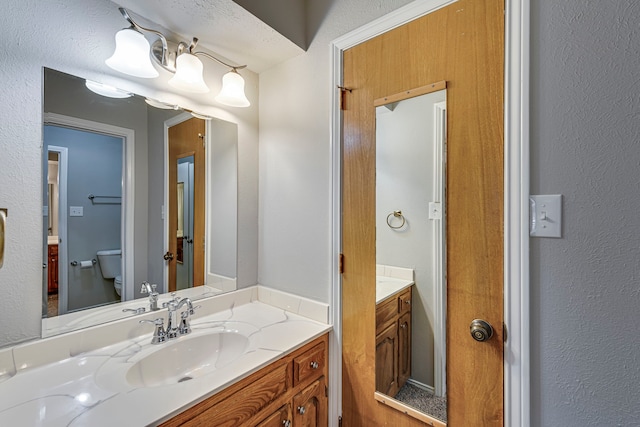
<box><xmin>97</xmin><ymin>249</ymin><xmax>122</xmax><ymax>297</ymax></box>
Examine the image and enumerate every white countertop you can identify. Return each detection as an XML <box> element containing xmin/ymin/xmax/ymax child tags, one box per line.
<box><xmin>0</xmin><ymin>289</ymin><xmax>331</xmax><ymax>426</ymax></box>
<box><xmin>376</xmin><ymin>276</ymin><xmax>414</xmax><ymax>304</ymax></box>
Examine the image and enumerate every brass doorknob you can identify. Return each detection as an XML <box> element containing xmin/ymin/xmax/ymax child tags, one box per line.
<box><xmin>163</xmin><ymin>252</ymin><xmax>174</xmax><ymax>261</ymax></box>
<box><xmin>470</xmin><ymin>319</ymin><xmax>494</xmax><ymax>342</ymax></box>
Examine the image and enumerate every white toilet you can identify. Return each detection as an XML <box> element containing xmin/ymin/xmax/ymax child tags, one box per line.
<box><xmin>97</xmin><ymin>249</ymin><xmax>122</xmax><ymax>296</ymax></box>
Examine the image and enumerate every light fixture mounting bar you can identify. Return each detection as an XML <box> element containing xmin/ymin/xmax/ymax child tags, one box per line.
<box><xmin>194</xmin><ymin>52</ymin><xmax>247</xmax><ymax>71</ymax></box>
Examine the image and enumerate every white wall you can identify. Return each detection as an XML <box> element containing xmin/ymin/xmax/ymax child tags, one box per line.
<box><xmin>529</xmin><ymin>1</ymin><xmax>640</xmax><ymax>425</ymax></box>
<box><xmin>258</xmin><ymin>0</ymin><xmax>414</xmax><ymax>302</ymax></box>
<box><xmin>0</xmin><ymin>0</ymin><xmax>259</xmax><ymax>348</ymax></box>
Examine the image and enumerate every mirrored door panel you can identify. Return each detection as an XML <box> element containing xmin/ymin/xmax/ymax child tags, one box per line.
<box><xmin>375</xmin><ymin>86</ymin><xmax>447</xmax><ymax>423</ymax></box>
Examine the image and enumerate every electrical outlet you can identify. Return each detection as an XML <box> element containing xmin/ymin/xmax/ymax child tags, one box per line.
<box><xmin>70</xmin><ymin>206</ymin><xmax>84</xmax><ymax>217</ymax></box>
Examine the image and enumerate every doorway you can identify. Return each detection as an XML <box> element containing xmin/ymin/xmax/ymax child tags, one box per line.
<box><xmin>167</xmin><ymin>117</ymin><xmax>205</xmax><ymax>292</ymax></box>
<box><xmin>43</xmin><ymin>125</ymin><xmax>124</xmax><ymax>315</ymax></box>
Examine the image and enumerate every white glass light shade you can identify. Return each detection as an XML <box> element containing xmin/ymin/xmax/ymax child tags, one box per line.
<box><xmin>85</xmin><ymin>80</ymin><xmax>133</xmax><ymax>98</ymax></box>
<box><xmin>105</xmin><ymin>28</ymin><xmax>159</xmax><ymax>78</ymax></box>
<box><xmin>215</xmin><ymin>70</ymin><xmax>250</xmax><ymax>107</ymax></box>
<box><xmin>168</xmin><ymin>53</ymin><xmax>210</xmax><ymax>93</ymax></box>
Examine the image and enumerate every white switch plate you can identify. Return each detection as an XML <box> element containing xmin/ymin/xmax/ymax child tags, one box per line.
<box><xmin>69</xmin><ymin>206</ymin><xmax>84</xmax><ymax>217</ymax></box>
<box><xmin>428</xmin><ymin>202</ymin><xmax>442</xmax><ymax>220</ymax></box>
<box><xmin>530</xmin><ymin>195</ymin><xmax>562</xmax><ymax>238</ymax></box>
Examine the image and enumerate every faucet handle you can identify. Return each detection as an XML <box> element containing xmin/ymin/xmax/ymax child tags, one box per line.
<box><xmin>151</xmin><ymin>283</ymin><xmax>158</xmax><ymax>293</ymax></box>
<box><xmin>123</xmin><ymin>307</ymin><xmax>146</xmax><ymax>315</ymax></box>
<box><xmin>139</xmin><ymin>318</ymin><xmax>166</xmax><ymax>344</ymax></box>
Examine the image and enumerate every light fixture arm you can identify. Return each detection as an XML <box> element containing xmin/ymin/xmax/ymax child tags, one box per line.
<box><xmin>193</xmin><ymin>52</ymin><xmax>247</xmax><ymax>71</ymax></box>
<box><xmin>118</xmin><ymin>7</ymin><xmax>170</xmax><ymax>67</ymax></box>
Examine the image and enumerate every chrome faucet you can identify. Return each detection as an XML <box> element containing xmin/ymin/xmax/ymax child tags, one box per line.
<box><xmin>163</xmin><ymin>296</ymin><xmax>196</xmax><ymax>339</ymax></box>
<box><xmin>175</xmin><ymin>298</ymin><xmax>195</xmax><ymax>335</ymax></box>
<box><xmin>140</xmin><ymin>281</ymin><xmax>160</xmax><ymax>311</ymax></box>
<box><xmin>140</xmin><ymin>296</ymin><xmax>197</xmax><ymax>345</ymax></box>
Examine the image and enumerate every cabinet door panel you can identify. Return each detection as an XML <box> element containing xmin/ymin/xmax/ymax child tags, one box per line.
<box><xmin>293</xmin><ymin>377</ymin><xmax>327</xmax><ymax>427</ymax></box>
<box><xmin>375</xmin><ymin>322</ymin><xmax>398</xmax><ymax>396</ymax></box>
<box><xmin>256</xmin><ymin>404</ymin><xmax>292</xmax><ymax>427</ymax></box>
<box><xmin>398</xmin><ymin>311</ymin><xmax>411</xmax><ymax>388</ymax></box>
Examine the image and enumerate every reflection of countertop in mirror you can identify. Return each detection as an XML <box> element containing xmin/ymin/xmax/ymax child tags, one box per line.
<box><xmin>376</xmin><ymin>276</ymin><xmax>415</xmax><ymax>304</ymax></box>
<box><xmin>0</xmin><ymin>286</ymin><xmax>331</xmax><ymax>426</ymax></box>
<box><xmin>42</xmin><ymin>285</ymin><xmax>227</xmax><ymax>337</ymax></box>
<box><xmin>47</xmin><ymin>236</ymin><xmax>58</xmax><ymax>245</ymax></box>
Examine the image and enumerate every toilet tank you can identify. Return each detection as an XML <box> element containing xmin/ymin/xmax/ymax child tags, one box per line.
<box><xmin>96</xmin><ymin>249</ymin><xmax>122</xmax><ymax>279</ymax></box>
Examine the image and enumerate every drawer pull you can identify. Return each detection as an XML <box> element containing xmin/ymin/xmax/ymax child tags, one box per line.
<box><xmin>404</xmin><ymin>299</ymin><xmax>411</xmax><ymax>305</ymax></box>
<box><xmin>310</xmin><ymin>361</ymin><xmax>319</xmax><ymax>369</ymax></box>
<box><xmin>400</xmin><ymin>323</ymin><xmax>407</xmax><ymax>329</ymax></box>
<box><xmin>283</xmin><ymin>421</ymin><xmax>291</xmax><ymax>427</ymax></box>
<box><xmin>297</xmin><ymin>406</ymin><xmax>306</xmax><ymax>415</ymax></box>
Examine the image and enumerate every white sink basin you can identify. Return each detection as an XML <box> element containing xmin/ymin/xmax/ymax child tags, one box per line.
<box><xmin>126</xmin><ymin>331</ymin><xmax>249</xmax><ymax>388</ymax></box>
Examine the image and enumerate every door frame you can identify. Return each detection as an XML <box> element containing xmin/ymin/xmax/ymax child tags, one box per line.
<box><xmin>328</xmin><ymin>0</ymin><xmax>530</xmax><ymax>426</ymax></box>
<box><xmin>45</xmin><ymin>145</ymin><xmax>68</xmax><ymax>314</ymax></box>
<box><xmin>43</xmin><ymin>113</ymin><xmax>135</xmax><ymax>302</ymax></box>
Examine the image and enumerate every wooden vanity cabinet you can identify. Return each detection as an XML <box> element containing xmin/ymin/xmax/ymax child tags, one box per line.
<box><xmin>375</xmin><ymin>287</ymin><xmax>412</xmax><ymax>397</ymax></box>
<box><xmin>47</xmin><ymin>244</ymin><xmax>59</xmax><ymax>294</ymax></box>
<box><xmin>161</xmin><ymin>333</ymin><xmax>328</xmax><ymax>427</ymax></box>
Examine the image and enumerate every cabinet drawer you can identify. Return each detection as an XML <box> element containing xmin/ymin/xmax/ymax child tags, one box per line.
<box><xmin>293</xmin><ymin>342</ymin><xmax>326</xmax><ymax>386</ymax></box>
<box><xmin>178</xmin><ymin>362</ymin><xmax>289</xmax><ymax>426</ymax></box>
<box><xmin>399</xmin><ymin>288</ymin><xmax>412</xmax><ymax>315</ymax></box>
<box><xmin>376</xmin><ymin>296</ymin><xmax>398</xmax><ymax>335</ymax></box>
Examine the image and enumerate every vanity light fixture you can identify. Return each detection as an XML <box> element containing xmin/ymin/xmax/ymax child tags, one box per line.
<box><xmin>106</xmin><ymin>7</ymin><xmax>250</xmax><ymax>107</ymax></box>
<box><xmin>85</xmin><ymin>80</ymin><xmax>133</xmax><ymax>98</ymax></box>
<box><xmin>144</xmin><ymin>98</ymin><xmax>179</xmax><ymax>110</ymax></box>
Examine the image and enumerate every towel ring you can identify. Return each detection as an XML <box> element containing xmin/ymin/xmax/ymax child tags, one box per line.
<box><xmin>386</xmin><ymin>210</ymin><xmax>406</xmax><ymax>229</ymax></box>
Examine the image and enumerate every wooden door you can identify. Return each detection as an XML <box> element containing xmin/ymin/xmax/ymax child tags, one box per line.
<box><xmin>168</xmin><ymin>118</ymin><xmax>205</xmax><ymax>292</ymax></box>
<box><xmin>341</xmin><ymin>0</ymin><xmax>504</xmax><ymax>425</ymax></box>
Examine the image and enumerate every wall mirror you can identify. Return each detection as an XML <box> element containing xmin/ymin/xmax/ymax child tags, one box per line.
<box><xmin>375</xmin><ymin>85</ymin><xmax>447</xmax><ymax>424</ymax></box>
<box><xmin>41</xmin><ymin>68</ymin><xmax>238</xmax><ymax>337</ymax></box>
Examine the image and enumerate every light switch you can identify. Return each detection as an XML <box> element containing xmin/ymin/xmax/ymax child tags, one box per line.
<box><xmin>428</xmin><ymin>202</ymin><xmax>442</xmax><ymax>220</ymax></box>
<box><xmin>70</xmin><ymin>206</ymin><xmax>84</xmax><ymax>217</ymax></box>
<box><xmin>529</xmin><ymin>195</ymin><xmax>562</xmax><ymax>238</ymax></box>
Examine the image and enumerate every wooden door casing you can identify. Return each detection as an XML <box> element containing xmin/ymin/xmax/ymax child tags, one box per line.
<box><xmin>341</xmin><ymin>0</ymin><xmax>504</xmax><ymax>425</ymax></box>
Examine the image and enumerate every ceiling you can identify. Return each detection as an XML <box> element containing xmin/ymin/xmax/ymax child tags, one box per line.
<box><xmin>112</xmin><ymin>0</ymin><xmax>306</xmax><ymax>73</ymax></box>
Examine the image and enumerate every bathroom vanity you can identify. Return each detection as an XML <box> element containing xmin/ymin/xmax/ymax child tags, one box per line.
<box><xmin>162</xmin><ymin>334</ymin><xmax>327</xmax><ymax>426</ymax></box>
<box><xmin>376</xmin><ymin>279</ymin><xmax>413</xmax><ymax>397</ymax></box>
<box><xmin>0</xmin><ymin>287</ymin><xmax>331</xmax><ymax>426</ymax></box>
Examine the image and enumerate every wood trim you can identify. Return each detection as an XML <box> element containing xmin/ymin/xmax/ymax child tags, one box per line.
<box><xmin>374</xmin><ymin>392</ymin><xmax>446</xmax><ymax>427</ymax></box>
<box><xmin>373</xmin><ymin>81</ymin><xmax>446</xmax><ymax>107</ymax></box>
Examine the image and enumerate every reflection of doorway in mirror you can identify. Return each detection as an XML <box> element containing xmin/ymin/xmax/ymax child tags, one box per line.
<box><xmin>176</xmin><ymin>156</ymin><xmax>195</xmax><ymax>290</ymax></box>
<box><xmin>43</xmin><ymin>125</ymin><xmax>123</xmax><ymax>316</ymax></box>
<box><xmin>375</xmin><ymin>88</ymin><xmax>447</xmax><ymax>422</ymax></box>
<box><xmin>168</xmin><ymin>118</ymin><xmax>205</xmax><ymax>293</ymax></box>
<box><xmin>45</xmin><ymin>153</ymin><xmax>61</xmax><ymax>318</ymax></box>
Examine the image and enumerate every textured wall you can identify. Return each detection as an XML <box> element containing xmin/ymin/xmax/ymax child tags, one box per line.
<box><xmin>0</xmin><ymin>0</ymin><xmax>259</xmax><ymax>348</ymax></box>
<box><xmin>530</xmin><ymin>1</ymin><xmax>640</xmax><ymax>425</ymax></box>
<box><xmin>258</xmin><ymin>0</ymin><xmax>414</xmax><ymax>302</ymax></box>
